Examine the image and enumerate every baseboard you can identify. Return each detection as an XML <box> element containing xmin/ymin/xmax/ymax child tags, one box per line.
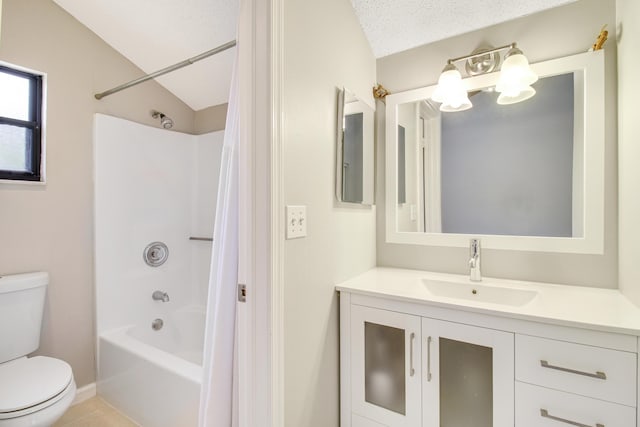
<box><xmin>72</xmin><ymin>382</ymin><xmax>97</xmax><ymax>405</ymax></box>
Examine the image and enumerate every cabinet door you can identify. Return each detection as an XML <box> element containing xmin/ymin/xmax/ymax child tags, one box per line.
<box><xmin>422</xmin><ymin>318</ymin><xmax>514</xmax><ymax>427</ymax></box>
<box><xmin>351</xmin><ymin>305</ymin><xmax>422</xmax><ymax>427</ymax></box>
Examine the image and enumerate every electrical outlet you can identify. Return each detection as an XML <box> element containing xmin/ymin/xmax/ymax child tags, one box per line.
<box><xmin>286</xmin><ymin>205</ymin><xmax>307</xmax><ymax>239</ymax></box>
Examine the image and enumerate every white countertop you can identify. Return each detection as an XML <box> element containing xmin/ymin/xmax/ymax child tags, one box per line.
<box><xmin>336</xmin><ymin>267</ymin><xmax>640</xmax><ymax>336</ymax></box>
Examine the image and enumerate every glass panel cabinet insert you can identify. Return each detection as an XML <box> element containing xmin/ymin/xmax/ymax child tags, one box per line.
<box><xmin>422</xmin><ymin>318</ymin><xmax>514</xmax><ymax>427</ymax></box>
<box><xmin>351</xmin><ymin>305</ymin><xmax>422</xmax><ymax>426</ymax></box>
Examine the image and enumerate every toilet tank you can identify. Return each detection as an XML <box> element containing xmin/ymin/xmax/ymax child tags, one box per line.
<box><xmin>0</xmin><ymin>272</ymin><xmax>48</xmax><ymax>363</ymax></box>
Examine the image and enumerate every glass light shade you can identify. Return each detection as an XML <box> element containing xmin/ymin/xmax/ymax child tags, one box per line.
<box><xmin>432</xmin><ymin>66</ymin><xmax>472</xmax><ymax>112</ymax></box>
<box><xmin>495</xmin><ymin>53</ymin><xmax>538</xmax><ymax>94</ymax></box>
<box><xmin>497</xmin><ymin>85</ymin><xmax>536</xmax><ymax>105</ymax></box>
<box><xmin>432</xmin><ymin>67</ymin><xmax>464</xmax><ymax>102</ymax></box>
<box><xmin>440</xmin><ymin>95</ymin><xmax>472</xmax><ymax>112</ymax></box>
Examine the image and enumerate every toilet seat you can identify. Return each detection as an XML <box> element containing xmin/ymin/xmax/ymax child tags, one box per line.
<box><xmin>0</xmin><ymin>356</ymin><xmax>73</xmax><ymax>420</ymax></box>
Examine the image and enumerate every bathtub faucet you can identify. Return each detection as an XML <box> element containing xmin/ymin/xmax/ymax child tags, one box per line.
<box><xmin>152</xmin><ymin>291</ymin><xmax>170</xmax><ymax>302</ymax></box>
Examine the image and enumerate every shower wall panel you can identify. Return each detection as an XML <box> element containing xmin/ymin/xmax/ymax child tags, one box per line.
<box><xmin>94</xmin><ymin>114</ymin><xmax>222</xmax><ymax>334</ymax></box>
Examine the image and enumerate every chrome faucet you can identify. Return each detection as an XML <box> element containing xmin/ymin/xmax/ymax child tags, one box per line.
<box><xmin>152</xmin><ymin>291</ymin><xmax>170</xmax><ymax>302</ymax></box>
<box><xmin>469</xmin><ymin>239</ymin><xmax>481</xmax><ymax>282</ymax></box>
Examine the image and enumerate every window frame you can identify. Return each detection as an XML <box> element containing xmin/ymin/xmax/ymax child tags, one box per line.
<box><xmin>0</xmin><ymin>63</ymin><xmax>44</xmax><ymax>182</ymax></box>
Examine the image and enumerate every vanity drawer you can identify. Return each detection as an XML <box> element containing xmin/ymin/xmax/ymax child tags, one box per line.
<box><xmin>515</xmin><ymin>335</ymin><xmax>637</xmax><ymax>406</ymax></box>
<box><xmin>516</xmin><ymin>381</ymin><xmax>636</xmax><ymax>427</ymax></box>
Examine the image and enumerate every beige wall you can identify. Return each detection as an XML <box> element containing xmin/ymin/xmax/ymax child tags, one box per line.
<box><xmin>377</xmin><ymin>0</ymin><xmax>619</xmax><ymax>288</ymax></box>
<box><xmin>281</xmin><ymin>0</ymin><xmax>376</xmax><ymax>425</ymax></box>
<box><xmin>617</xmin><ymin>0</ymin><xmax>640</xmax><ymax>305</ymax></box>
<box><xmin>195</xmin><ymin>103</ymin><xmax>228</xmax><ymax>134</ymax></box>
<box><xmin>0</xmin><ymin>0</ymin><xmax>197</xmax><ymax>387</ymax></box>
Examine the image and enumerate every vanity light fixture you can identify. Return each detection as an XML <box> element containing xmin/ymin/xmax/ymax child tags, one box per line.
<box><xmin>432</xmin><ymin>43</ymin><xmax>538</xmax><ymax>111</ymax></box>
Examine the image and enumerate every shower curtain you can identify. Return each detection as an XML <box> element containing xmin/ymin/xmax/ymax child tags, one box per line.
<box><xmin>199</xmin><ymin>37</ymin><xmax>240</xmax><ymax>427</ymax></box>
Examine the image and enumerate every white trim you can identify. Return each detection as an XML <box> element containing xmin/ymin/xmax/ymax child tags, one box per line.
<box><xmin>339</xmin><ymin>292</ymin><xmax>352</xmax><ymax>427</ymax></box>
<box><xmin>71</xmin><ymin>382</ymin><xmax>96</xmax><ymax>406</ymax></box>
<box><xmin>238</xmin><ymin>0</ymin><xmax>261</xmax><ymax>425</ymax></box>
<box><xmin>269</xmin><ymin>0</ymin><xmax>285</xmax><ymax>424</ymax></box>
<box><xmin>637</xmin><ymin>337</ymin><xmax>640</xmax><ymax>425</ymax></box>
<box><xmin>384</xmin><ymin>51</ymin><xmax>605</xmax><ymax>254</ymax></box>
<box><xmin>237</xmin><ymin>0</ymin><xmax>284</xmax><ymax>426</ymax></box>
<box><xmin>237</xmin><ymin>0</ymin><xmax>253</xmax><ymax>425</ymax></box>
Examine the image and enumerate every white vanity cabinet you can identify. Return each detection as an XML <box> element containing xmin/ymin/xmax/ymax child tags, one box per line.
<box><xmin>338</xmin><ymin>268</ymin><xmax>640</xmax><ymax>427</ymax></box>
<box><xmin>345</xmin><ymin>301</ymin><xmax>514</xmax><ymax>427</ymax></box>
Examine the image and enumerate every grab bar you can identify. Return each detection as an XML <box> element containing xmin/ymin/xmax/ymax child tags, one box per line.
<box><xmin>189</xmin><ymin>237</ymin><xmax>213</xmax><ymax>242</ymax></box>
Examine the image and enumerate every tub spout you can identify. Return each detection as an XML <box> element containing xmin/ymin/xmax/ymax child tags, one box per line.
<box><xmin>152</xmin><ymin>291</ymin><xmax>170</xmax><ymax>302</ymax></box>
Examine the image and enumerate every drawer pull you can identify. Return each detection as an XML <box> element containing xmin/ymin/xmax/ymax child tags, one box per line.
<box><xmin>540</xmin><ymin>360</ymin><xmax>607</xmax><ymax>380</ymax></box>
<box><xmin>409</xmin><ymin>332</ymin><xmax>415</xmax><ymax>377</ymax></box>
<box><xmin>426</xmin><ymin>336</ymin><xmax>432</xmax><ymax>382</ymax></box>
<box><xmin>540</xmin><ymin>409</ymin><xmax>604</xmax><ymax>427</ymax></box>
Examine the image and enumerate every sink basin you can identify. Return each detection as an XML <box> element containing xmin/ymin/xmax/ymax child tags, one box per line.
<box><xmin>422</xmin><ymin>279</ymin><xmax>538</xmax><ymax>307</ymax></box>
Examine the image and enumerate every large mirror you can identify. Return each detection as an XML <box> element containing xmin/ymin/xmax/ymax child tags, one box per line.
<box><xmin>385</xmin><ymin>51</ymin><xmax>604</xmax><ymax>253</ymax></box>
<box><xmin>337</xmin><ymin>88</ymin><xmax>375</xmax><ymax>205</ymax></box>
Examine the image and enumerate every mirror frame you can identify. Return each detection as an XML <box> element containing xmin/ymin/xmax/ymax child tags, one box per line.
<box><xmin>336</xmin><ymin>87</ymin><xmax>375</xmax><ymax>205</ymax></box>
<box><xmin>385</xmin><ymin>51</ymin><xmax>605</xmax><ymax>253</ymax></box>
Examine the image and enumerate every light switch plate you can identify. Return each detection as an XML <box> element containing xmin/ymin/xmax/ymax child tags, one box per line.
<box><xmin>286</xmin><ymin>205</ymin><xmax>307</xmax><ymax>239</ymax></box>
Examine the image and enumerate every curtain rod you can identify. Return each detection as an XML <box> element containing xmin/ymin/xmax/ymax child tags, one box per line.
<box><xmin>94</xmin><ymin>39</ymin><xmax>237</xmax><ymax>100</ymax></box>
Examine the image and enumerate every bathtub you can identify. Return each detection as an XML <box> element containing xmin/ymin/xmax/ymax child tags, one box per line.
<box><xmin>97</xmin><ymin>306</ymin><xmax>205</xmax><ymax>427</ymax></box>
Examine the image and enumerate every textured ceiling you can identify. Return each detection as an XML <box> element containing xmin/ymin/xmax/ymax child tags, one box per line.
<box><xmin>53</xmin><ymin>0</ymin><xmax>238</xmax><ymax>111</ymax></box>
<box><xmin>52</xmin><ymin>0</ymin><xmax>577</xmax><ymax>110</ymax></box>
<box><xmin>350</xmin><ymin>0</ymin><xmax>578</xmax><ymax>58</ymax></box>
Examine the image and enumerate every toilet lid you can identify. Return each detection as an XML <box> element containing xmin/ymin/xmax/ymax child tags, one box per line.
<box><xmin>0</xmin><ymin>356</ymin><xmax>73</xmax><ymax>413</ymax></box>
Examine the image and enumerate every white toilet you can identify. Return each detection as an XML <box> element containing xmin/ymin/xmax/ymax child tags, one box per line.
<box><xmin>0</xmin><ymin>272</ymin><xmax>77</xmax><ymax>427</ymax></box>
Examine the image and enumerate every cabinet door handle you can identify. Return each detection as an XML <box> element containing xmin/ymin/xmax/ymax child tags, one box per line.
<box><xmin>540</xmin><ymin>409</ymin><xmax>604</xmax><ymax>427</ymax></box>
<box><xmin>409</xmin><ymin>332</ymin><xmax>415</xmax><ymax>377</ymax></box>
<box><xmin>540</xmin><ymin>360</ymin><xmax>607</xmax><ymax>380</ymax></box>
<box><xmin>426</xmin><ymin>336</ymin><xmax>432</xmax><ymax>382</ymax></box>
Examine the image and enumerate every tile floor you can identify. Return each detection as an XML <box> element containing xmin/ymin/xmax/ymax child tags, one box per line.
<box><xmin>54</xmin><ymin>397</ymin><xmax>139</xmax><ymax>427</ymax></box>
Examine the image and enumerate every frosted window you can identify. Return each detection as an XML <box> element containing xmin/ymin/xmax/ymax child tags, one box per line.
<box><xmin>364</xmin><ymin>322</ymin><xmax>406</xmax><ymax>415</ymax></box>
<box><xmin>0</xmin><ymin>72</ymin><xmax>31</xmax><ymax>121</ymax></box>
<box><xmin>439</xmin><ymin>338</ymin><xmax>493</xmax><ymax>427</ymax></box>
<box><xmin>0</xmin><ymin>64</ymin><xmax>43</xmax><ymax>181</ymax></box>
<box><xmin>0</xmin><ymin>125</ymin><xmax>30</xmax><ymax>172</ymax></box>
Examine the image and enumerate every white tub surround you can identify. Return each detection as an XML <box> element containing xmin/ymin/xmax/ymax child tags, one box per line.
<box><xmin>93</xmin><ymin>114</ymin><xmax>223</xmax><ymax>427</ymax></box>
<box><xmin>94</xmin><ymin>114</ymin><xmax>223</xmax><ymax>335</ymax></box>
<box><xmin>338</xmin><ymin>268</ymin><xmax>640</xmax><ymax>427</ymax></box>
